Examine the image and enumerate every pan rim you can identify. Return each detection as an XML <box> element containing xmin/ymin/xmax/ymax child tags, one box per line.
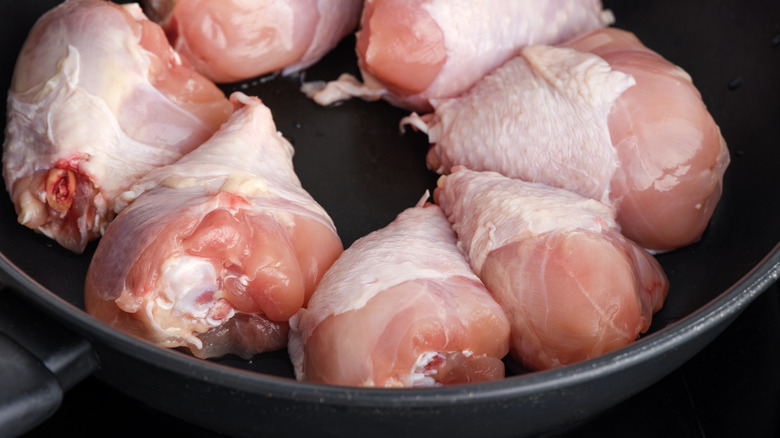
<box><xmin>2</xmin><ymin>240</ymin><xmax>778</xmax><ymax>407</ymax></box>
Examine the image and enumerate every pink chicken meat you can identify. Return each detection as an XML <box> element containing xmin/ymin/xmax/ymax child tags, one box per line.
<box><xmin>303</xmin><ymin>0</ymin><xmax>611</xmax><ymax>112</ymax></box>
<box><xmin>143</xmin><ymin>0</ymin><xmax>364</xmax><ymax>83</ymax></box>
<box><xmin>406</xmin><ymin>27</ymin><xmax>729</xmax><ymax>252</ymax></box>
<box><xmin>435</xmin><ymin>168</ymin><xmax>668</xmax><ymax>371</ymax></box>
<box><xmin>288</xmin><ymin>197</ymin><xmax>510</xmax><ymax>387</ymax></box>
<box><xmin>2</xmin><ymin>0</ymin><xmax>231</xmax><ymax>253</ymax></box>
<box><xmin>84</xmin><ymin>92</ymin><xmax>343</xmax><ymax>359</ymax></box>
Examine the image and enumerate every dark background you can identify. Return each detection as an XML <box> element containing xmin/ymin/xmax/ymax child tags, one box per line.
<box><xmin>2</xmin><ymin>0</ymin><xmax>779</xmax><ymax>437</ymax></box>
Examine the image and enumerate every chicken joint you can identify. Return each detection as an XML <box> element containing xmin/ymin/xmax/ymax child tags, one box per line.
<box><xmin>45</xmin><ymin>168</ymin><xmax>77</xmax><ymax>212</ymax></box>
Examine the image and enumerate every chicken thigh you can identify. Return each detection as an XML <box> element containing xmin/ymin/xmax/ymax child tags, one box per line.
<box><xmin>288</xmin><ymin>197</ymin><xmax>510</xmax><ymax>387</ymax></box>
<box><xmin>303</xmin><ymin>0</ymin><xmax>611</xmax><ymax>112</ymax></box>
<box><xmin>2</xmin><ymin>0</ymin><xmax>231</xmax><ymax>253</ymax></box>
<box><xmin>408</xmin><ymin>27</ymin><xmax>729</xmax><ymax>252</ymax></box>
<box><xmin>435</xmin><ymin>168</ymin><xmax>668</xmax><ymax>371</ymax></box>
<box><xmin>144</xmin><ymin>0</ymin><xmax>363</xmax><ymax>83</ymax></box>
<box><xmin>84</xmin><ymin>92</ymin><xmax>343</xmax><ymax>359</ymax></box>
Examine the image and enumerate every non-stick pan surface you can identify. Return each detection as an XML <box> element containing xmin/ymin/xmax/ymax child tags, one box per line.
<box><xmin>1</xmin><ymin>1</ymin><xmax>779</xmax><ymax>437</ymax></box>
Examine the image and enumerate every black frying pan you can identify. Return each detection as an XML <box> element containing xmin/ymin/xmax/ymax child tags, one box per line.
<box><xmin>1</xmin><ymin>1</ymin><xmax>780</xmax><ymax>437</ymax></box>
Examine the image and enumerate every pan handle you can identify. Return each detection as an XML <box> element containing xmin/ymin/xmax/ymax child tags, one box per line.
<box><xmin>0</xmin><ymin>284</ymin><xmax>100</xmax><ymax>438</ymax></box>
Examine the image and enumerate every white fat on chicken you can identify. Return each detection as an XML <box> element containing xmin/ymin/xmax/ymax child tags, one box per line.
<box><xmin>159</xmin><ymin>255</ymin><xmax>235</xmax><ymax>324</ymax></box>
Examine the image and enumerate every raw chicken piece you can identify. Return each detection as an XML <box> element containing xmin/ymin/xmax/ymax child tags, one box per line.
<box><xmin>566</xmin><ymin>28</ymin><xmax>730</xmax><ymax>252</ymax></box>
<box><xmin>84</xmin><ymin>92</ymin><xmax>343</xmax><ymax>359</ymax></box>
<box><xmin>288</xmin><ymin>196</ymin><xmax>510</xmax><ymax>387</ymax></box>
<box><xmin>407</xmin><ymin>27</ymin><xmax>729</xmax><ymax>252</ymax></box>
<box><xmin>435</xmin><ymin>168</ymin><xmax>668</xmax><ymax>371</ymax></box>
<box><xmin>2</xmin><ymin>0</ymin><xmax>232</xmax><ymax>253</ymax></box>
<box><xmin>303</xmin><ymin>0</ymin><xmax>611</xmax><ymax>112</ymax></box>
<box><xmin>143</xmin><ymin>0</ymin><xmax>363</xmax><ymax>83</ymax></box>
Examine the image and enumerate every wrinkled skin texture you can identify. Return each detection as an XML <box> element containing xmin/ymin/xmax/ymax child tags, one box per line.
<box><xmin>412</xmin><ymin>27</ymin><xmax>729</xmax><ymax>252</ymax></box>
<box><xmin>289</xmin><ymin>202</ymin><xmax>510</xmax><ymax>387</ymax></box>
<box><xmin>435</xmin><ymin>168</ymin><xmax>668</xmax><ymax>371</ymax></box>
<box><xmin>564</xmin><ymin>28</ymin><xmax>730</xmax><ymax>251</ymax></box>
<box><xmin>85</xmin><ymin>93</ymin><xmax>343</xmax><ymax>359</ymax></box>
<box><xmin>2</xmin><ymin>0</ymin><xmax>231</xmax><ymax>253</ymax></box>
<box><xmin>305</xmin><ymin>0</ymin><xmax>609</xmax><ymax>112</ymax></box>
<box><xmin>144</xmin><ymin>0</ymin><xmax>363</xmax><ymax>83</ymax></box>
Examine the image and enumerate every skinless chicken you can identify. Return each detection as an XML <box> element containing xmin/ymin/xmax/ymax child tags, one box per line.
<box><xmin>2</xmin><ymin>0</ymin><xmax>231</xmax><ymax>253</ymax></box>
<box><xmin>143</xmin><ymin>0</ymin><xmax>364</xmax><ymax>83</ymax></box>
<box><xmin>435</xmin><ymin>168</ymin><xmax>668</xmax><ymax>371</ymax></box>
<box><xmin>288</xmin><ymin>197</ymin><xmax>510</xmax><ymax>387</ymax></box>
<box><xmin>303</xmin><ymin>0</ymin><xmax>611</xmax><ymax>112</ymax></box>
<box><xmin>406</xmin><ymin>27</ymin><xmax>729</xmax><ymax>252</ymax></box>
<box><xmin>84</xmin><ymin>92</ymin><xmax>343</xmax><ymax>359</ymax></box>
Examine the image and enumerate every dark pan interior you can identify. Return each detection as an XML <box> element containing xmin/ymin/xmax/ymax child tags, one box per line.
<box><xmin>1</xmin><ymin>0</ymin><xmax>779</xmax><ymax>437</ymax></box>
